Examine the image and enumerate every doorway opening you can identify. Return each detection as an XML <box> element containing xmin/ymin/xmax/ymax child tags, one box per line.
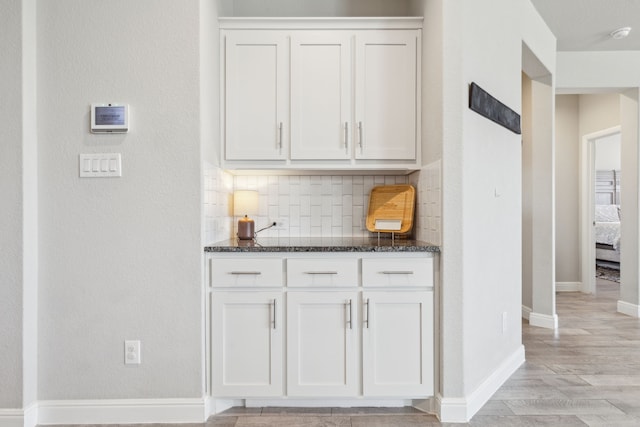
<box><xmin>580</xmin><ymin>126</ymin><xmax>621</xmax><ymax>295</ymax></box>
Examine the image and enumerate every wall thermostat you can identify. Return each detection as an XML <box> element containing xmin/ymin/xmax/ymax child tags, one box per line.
<box><xmin>91</xmin><ymin>103</ymin><xmax>129</xmax><ymax>133</ymax></box>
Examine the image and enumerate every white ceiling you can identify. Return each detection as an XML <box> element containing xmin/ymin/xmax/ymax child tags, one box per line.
<box><xmin>531</xmin><ymin>0</ymin><xmax>640</xmax><ymax>51</ymax></box>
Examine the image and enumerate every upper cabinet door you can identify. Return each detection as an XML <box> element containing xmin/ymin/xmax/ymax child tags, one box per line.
<box><xmin>354</xmin><ymin>31</ymin><xmax>419</xmax><ymax>160</ymax></box>
<box><xmin>224</xmin><ymin>32</ymin><xmax>288</xmax><ymax>160</ymax></box>
<box><xmin>290</xmin><ymin>33</ymin><xmax>352</xmax><ymax>160</ymax></box>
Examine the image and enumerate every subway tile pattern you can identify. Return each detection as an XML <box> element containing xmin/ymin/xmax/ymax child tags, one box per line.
<box><xmin>411</xmin><ymin>160</ymin><xmax>442</xmax><ymax>245</ymax></box>
<box><xmin>204</xmin><ymin>164</ymin><xmax>234</xmax><ymax>244</ymax></box>
<box><xmin>233</xmin><ymin>174</ymin><xmax>409</xmax><ymax>238</ymax></box>
<box><xmin>203</xmin><ymin>164</ymin><xmax>444</xmax><ymax>244</ymax></box>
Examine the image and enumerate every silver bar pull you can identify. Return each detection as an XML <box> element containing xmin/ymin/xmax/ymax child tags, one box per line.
<box><xmin>229</xmin><ymin>271</ymin><xmax>262</xmax><ymax>275</ymax></box>
<box><xmin>278</xmin><ymin>122</ymin><xmax>283</xmax><ymax>149</ymax></box>
<box><xmin>358</xmin><ymin>121</ymin><xmax>363</xmax><ymax>151</ymax></box>
<box><xmin>380</xmin><ymin>271</ymin><xmax>414</xmax><ymax>275</ymax></box>
<box><xmin>347</xmin><ymin>299</ymin><xmax>353</xmax><ymax>330</ymax></box>
<box><xmin>364</xmin><ymin>298</ymin><xmax>370</xmax><ymax>329</ymax></box>
<box><xmin>344</xmin><ymin>122</ymin><xmax>349</xmax><ymax>151</ymax></box>
<box><xmin>272</xmin><ymin>299</ymin><xmax>276</xmax><ymax>330</ymax></box>
<box><xmin>303</xmin><ymin>271</ymin><xmax>338</xmax><ymax>275</ymax></box>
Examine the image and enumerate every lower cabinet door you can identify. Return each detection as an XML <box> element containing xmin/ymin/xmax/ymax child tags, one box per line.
<box><xmin>362</xmin><ymin>291</ymin><xmax>434</xmax><ymax>396</ymax></box>
<box><xmin>211</xmin><ymin>292</ymin><xmax>283</xmax><ymax>396</ymax></box>
<box><xmin>287</xmin><ymin>291</ymin><xmax>358</xmax><ymax>396</ymax></box>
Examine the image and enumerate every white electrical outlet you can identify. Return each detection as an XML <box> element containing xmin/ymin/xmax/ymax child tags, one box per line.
<box><xmin>271</xmin><ymin>218</ymin><xmax>288</xmax><ymax>231</ymax></box>
<box><xmin>124</xmin><ymin>340</ymin><xmax>141</xmax><ymax>365</ymax></box>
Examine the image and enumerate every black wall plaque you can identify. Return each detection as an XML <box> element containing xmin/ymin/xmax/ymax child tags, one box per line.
<box><xmin>469</xmin><ymin>82</ymin><xmax>521</xmax><ymax>135</ymax></box>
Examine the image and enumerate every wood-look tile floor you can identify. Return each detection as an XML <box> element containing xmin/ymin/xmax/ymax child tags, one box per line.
<box><xmin>67</xmin><ymin>279</ymin><xmax>640</xmax><ymax>427</ymax></box>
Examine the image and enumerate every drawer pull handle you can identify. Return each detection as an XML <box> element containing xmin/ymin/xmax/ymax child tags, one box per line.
<box><xmin>304</xmin><ymin>271</ymin><xmax>338</xmax><ymax>275</ymax></box>
<box><xmin>344</xmin><ymin>122</ymin><xmax>349</xmax><ymax>151</ymax></box>
<box><xmin>346</xmin><ymin>299</ymin><xmax>353</xmax><ymax>330</ymax></box>
<box><xmin>380</xmin><ymin>271</ymin><xmax>414</xmax><ymax>275</ymax></box>
<box><xmin>364</xmin><ymin>298</ymin><xmax>370</xmax><ymax>329</ymax></box>
<box><xmin>229</xmin><ymin>271</ymin><xmax>262</xmax><ymax>275</ymax></box>
<box><xmin>272</xmin><ymin>299</ymin><xmax>277</xmax><ymax>330</ymax></box>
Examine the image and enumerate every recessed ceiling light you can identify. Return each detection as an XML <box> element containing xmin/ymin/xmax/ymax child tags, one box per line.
<box><xmin>610</xmin><ymin>27</ymin><xmax>631</xmax><ymax>40</ymax></box>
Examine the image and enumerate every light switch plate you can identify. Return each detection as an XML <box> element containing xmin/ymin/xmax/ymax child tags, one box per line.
<box><xmin>79</xmin><ymin>153</ymin><xmax>122</xmax><ymax>178</ymax></box>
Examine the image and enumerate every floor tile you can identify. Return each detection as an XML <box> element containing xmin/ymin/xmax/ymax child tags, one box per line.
<box><xmin>350</xmin><ymin>414</ymin><xmax>444</xmax><ymax>426</ymax></box>
<box><xmin>504</xmin><ymin>399</ymin><xmax>625</xmax><ymax>416</ymax></box>
<box><xmin>234</xmin><ymin>416</ymin><xmax>351</xmax><ymax>426</ymax></box>
<box><xmin>470</xmin><ymin>415</ymin><xmax>588</xmax><ymax>426</ymax></box>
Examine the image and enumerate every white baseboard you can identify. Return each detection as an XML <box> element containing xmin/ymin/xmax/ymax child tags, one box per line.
<box><xmin>438</xmin><ymin>345</ymin><xmax>525</xmax><ymax>423</ymax></box>
<box><xmin>618</xmin><ymin>300</ymin><xmax>640</xmax><ymax>318</ymax></box>
<box><xmin>529</xmin><ymin>311</ymin><xmax>558</xmax><ymax>330</ymax></box>
<box><xmin>521</xmin><ymin>305</ymin><xmax>532</xmax><ymax>320</ymax></box>
<box><xmin>37</xmin><ymin>398</ymin><xmax>206</xmax><ymax>425</ymax></box>
<box><xmin>0</xmin><ymin>409</ymin><xmax>24</xmax><ymax>427</ymax></box>
<box><xmin>556</xmin><ymin>281</ymin><xmax>582</xmax><ymax>292</ymax></box>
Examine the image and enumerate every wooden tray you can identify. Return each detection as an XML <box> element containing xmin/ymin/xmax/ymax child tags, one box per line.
<box><xmin>366</xmin><ymin>185</ymin><xmax>415</xmax><ymax>234</ymax></box>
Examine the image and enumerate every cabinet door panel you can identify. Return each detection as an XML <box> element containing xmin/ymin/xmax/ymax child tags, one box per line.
<box><xmin>363</xmin><ymin>291</ymin><xmax>433</xmax><ymax>396</ymax></box>
<box><xmin>212</xmin><ymin>292</ymin><xmax>283</xmax><ymax>396</ymax></box>
<box><xmin>355</xmin><ymin>31</ymin><xmax>418</xmax><ymax>160</ymax></box>
<box><xmin>287</xmin><ymin>292</ymin><xmax>358</xmax><ymax>396</ymax></box>
<box><xmin>225</xmin><ymin>32</ymin><xmax>288</xmax><ymax>160</ymax></box>
<box><xmin>291</xmin><ymin>33</ymin><xmax>351</xmax><ymax>160</ymax></box>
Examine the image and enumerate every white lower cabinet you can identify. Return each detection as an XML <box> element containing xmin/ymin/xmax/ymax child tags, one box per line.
<box><xmin>287</xmin><ymin>291</ymin><xmax>358</xmax><ymax>396</ymax></box>
<box><xmin>208</xmin><ymin>253</ymin><xmax>435</xmax><ymax>400</ymax></box>
<box><xmin>362</xmin><ymin>291</ymin><xmax>434</xmax><ymax>396</ymax></box>
<box><xmin>211</xmin><ymin>291</ymin><xmax>283</xmax><ymax>396</ymax></box>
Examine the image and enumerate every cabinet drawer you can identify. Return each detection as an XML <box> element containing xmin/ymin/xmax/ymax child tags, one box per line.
<box><xmin>287</xmin><ymin>258</ymin><xmax>358</xmax><ymax>287</ymax></box>
<box><xmin>210</xmin><ymin>258</ymin><xmax>283</xmax><ymax>287</ymax></box>
<box><xmin>362</xmin><ymin>257</ymin><xmax>433</xmax><ymax>287</ymax></box>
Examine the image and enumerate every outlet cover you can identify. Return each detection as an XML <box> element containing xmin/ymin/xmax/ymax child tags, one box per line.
<box><xmin>124</xmin><ymin>340</ymin><xmax>141</xmax><ymax>365</ymax></box>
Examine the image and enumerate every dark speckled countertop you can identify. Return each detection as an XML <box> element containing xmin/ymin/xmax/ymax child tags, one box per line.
<box><xmin>204</xmin><ymin>237</ymin><xmax>440</xmax><ymax>253</ymax></box>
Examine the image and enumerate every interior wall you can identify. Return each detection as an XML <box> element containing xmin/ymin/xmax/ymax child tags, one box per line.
<box><xmin>441</xmin><ymin>0</ymin><xmax>554</xmax><ymax>409</ymax></box>
<box><xmin>579</xmin><ymin>94</ymin><xmax>621</xmax><ymax>137</ymax></box>
<box><xmin>218</xmin><ymin>0</ymin><xmax>413</xmax><ymax>16</ymax></box>
<box><xmin>23</xmin><ymin>0</ymin><xmax>39</xmax><ymax>407</ymax></box>
<box><xmin>554</xmin><ymin>93</ymin><xmax>620</xmax><ymax>285</ymax></box>
<box><xmin>595</xmin><ymin>133</ymin><xmax>621</xmax><ymax>170</ymax></box>
<box><xmin>620</xmin><ymin>90</ymin><xmax>640</xmax><ymax>309</ymax></box>
<box><xmin>521</xmin><ymin>74</ymin><xmax>533</xmax><ymax>309</ymax></box>
<box><xmin>0</xmin><ymin>0</ymin><xmax>24</xmax><ymax>409</ymax></box>
<box><xmin>554</xmin><ymin>95</ymin><xmax>579</xmax><ymax>284</ymax></box>
<box><xmin>37</xmin><ymin>0</ymin><xmax>203</xmax><ymax>400</ymax></box>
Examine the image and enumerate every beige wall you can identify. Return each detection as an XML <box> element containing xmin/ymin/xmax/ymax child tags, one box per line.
<box><xmin>555</xmin><ymin>93</ymin><xmax>620</xmax><ymax>285</ymax></box>
<box><xmin>555</xmin><ymin>95</ymin><xmax>580</xmax><ymax>284</ymax></box>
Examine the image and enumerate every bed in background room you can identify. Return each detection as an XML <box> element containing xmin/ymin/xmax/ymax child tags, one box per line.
<box><xmin>595</xmin><ymin>170</ymin><xmax>621</xmax><ymax>266</ymax></box>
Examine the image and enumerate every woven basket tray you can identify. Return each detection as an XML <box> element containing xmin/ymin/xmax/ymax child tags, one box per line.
<box><xmin>366</xmin><ymin>185</ymin><xmax>416</xmax><ymax>234</ymax></box>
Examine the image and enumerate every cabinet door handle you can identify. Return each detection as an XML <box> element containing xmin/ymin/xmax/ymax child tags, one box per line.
<box><xmin>229</xmin><ymin>271</ymin><xmax>262</xmax><ymax>275</ymax></box>
<box><xmin>278</xmin><ymin>122</ymin><xmax>283</xmax><ymax>150</ymax></box>
<box><xmin>272</xmin><ymin>299</ymin><xmax>277</xmax><ymax>330</ymax></box>
<box><xmin>358</xmin><ymin>121</ymin><xmax>363</xmax><ymax>151</ymax></box>
<box><xmin>380</xmin><ymin>271</ymin><xmax>414</xmax><ymax>275</ymax></box>
<box><xmin>303</xmin><ymin>271</ymin><xmax>338</xmax><ymax>275</ymax></box>
<box><xmin>346</xmin><ymin>299</ymin><xmax>353</xmax><ymax>330</ymax></box>
<box><xmin>344</xmin><ymin>122</ymin><xmax>349</xmax><ymax>151</ymax></box>
<box><xmin>364</xmin><ymin>298</ymin><xmax>370</xmax><ymax>329</ymax></box>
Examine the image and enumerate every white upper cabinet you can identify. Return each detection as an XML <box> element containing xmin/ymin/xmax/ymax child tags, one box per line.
<box><xmin>220</xmin><ymin>18</ymin><xmax>422</xmax><ymax>172</ymax></box>
<box><xmin>224</xmin><ymin>31</ymin><xmax>288</xmax><ymax>161</ymax></box>
<box><xmin>290</xmin><ymin>32</ymin><xmax>352</xmax><ymax>160</ymax></box>
<box><xmin>354</xmin><ymin>31</ymin><xmax>418</xmax><ymax>160</ymax></box>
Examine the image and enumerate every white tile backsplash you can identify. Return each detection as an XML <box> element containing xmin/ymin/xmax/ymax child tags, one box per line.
<box><xmin>231</xmin><ymin>173</ymin><xmax>409</xmax><ymax>239</ymax></box>
<box><xmin>202</xmin><ymin>166</ymin><xmax>441</xmax><ymax>243</ymax></box>
<box><xmin>410</xmin><ymin>159</ymin><xmax>442</xmax><ymax>245</ymax></box>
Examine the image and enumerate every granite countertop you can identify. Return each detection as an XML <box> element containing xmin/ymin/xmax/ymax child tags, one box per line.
<box><xmin>204</xmin><ymin>237</ymin><xmax>440</xmax><ymax>253</ymax></box>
